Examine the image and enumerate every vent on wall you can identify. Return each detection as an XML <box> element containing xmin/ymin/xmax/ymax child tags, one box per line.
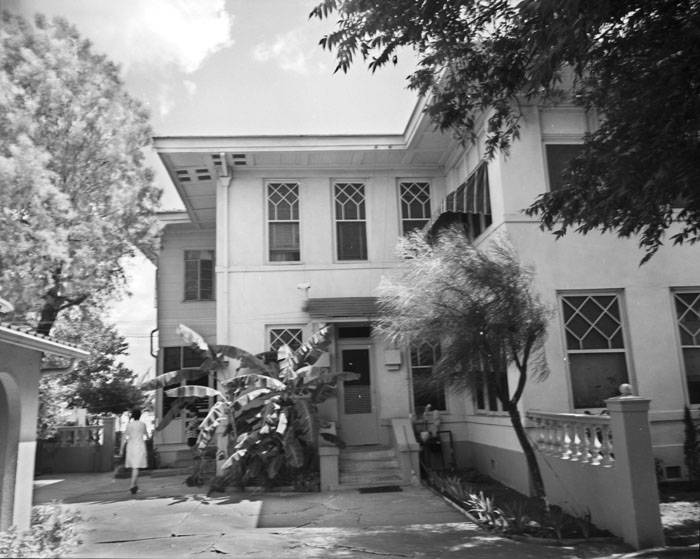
<box><xmin>174</xmin><ymin>167</ymin><xmax>214</xmax><ymax>183</ymax></box>
<box><xmin>232</xmin><ymin>153</ymin><xmax>247</xmax><ymax>166</ymax></box>
<box><xmin>211</xmin><ymin>153</ymin><xmax>224</xmax><ymax>172</ymax></box>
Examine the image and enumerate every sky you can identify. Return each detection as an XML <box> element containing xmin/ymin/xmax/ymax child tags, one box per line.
<box><xmin>5</xmin><ymin>0</ymin><xmax>418</xmax><ymax>377</ymax></box>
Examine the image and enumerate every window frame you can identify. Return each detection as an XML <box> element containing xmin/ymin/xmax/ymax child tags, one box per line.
<box><xmin>265</xmin><ymin>180</ymin><xmax>301</xmax><ymax>264</ymax></box>
<box><xmin>558</xmin><ymin>289</ymin><xmax>634</xmax><ymax>411</ymax></box>
<box><xmin>409</xmin><ymin>342</ymin><xmax>446</xmax><ymax>414</ymax></box>
<box><xmin>267</xmin><ymin>325</ymin><xmax>305</xmax><ymax>353</ymax></box>
<box><xmin>183</xmin><ymin>249</ymin><xmax>215</xmax><ymax>302</ymax></box>
<box><xmin>543</xmin><ymin>142</ymin><xmax>584</xmax><ymax>193</ymax></box>
<box><xmin>398</xmin><ymin>179</ymin><xmax>432</xmax><ymax>236</ymax></box>
<box><xmin>332</xmin><ymin>180</ymin><xmax>368</xmax><ymax>262</ymax></box>
<box><xmin>671</xmin><ymin>287</ymin><xmax>700</xmax><ymax>406</ymax></box>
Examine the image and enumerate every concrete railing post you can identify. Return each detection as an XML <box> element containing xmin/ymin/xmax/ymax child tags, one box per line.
<box><xmin>605</xmin><ymin>392</ymin><xmax>664</xmax><ymax>549</ymax></box>
<box><xmin>100</xmin><ymin>417</ymin><xmax>115</xmax><ymax>472</ymax></box>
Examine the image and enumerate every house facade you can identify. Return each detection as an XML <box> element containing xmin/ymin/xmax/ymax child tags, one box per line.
<box><xmin>152</xmin><ymin>98</ymin><xmax>700</xmax><ymax>492</ymax></box>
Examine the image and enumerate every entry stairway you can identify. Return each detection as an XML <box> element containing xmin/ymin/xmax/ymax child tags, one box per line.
<box><xmin>338</xmin><ymin>445</ymin><xmax>407</xmax><ymax>489</ymax></box>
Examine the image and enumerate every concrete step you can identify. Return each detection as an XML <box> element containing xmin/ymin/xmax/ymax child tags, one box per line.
<box><xmin>340</xmin><ymin>458</ymin><xmax>400</xmax><ymax>473</ymax></box>
<box><xmin>340</xmin><ymin>447</ymin><xmax>396</xmax><ymax>461</ymax></box>
<box><xmin>339</xmin><ymin>469</ymin><xmax>405</xmax><ymax>488</ymax></box>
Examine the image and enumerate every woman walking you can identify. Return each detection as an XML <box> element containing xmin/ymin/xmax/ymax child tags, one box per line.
<box><xmin>120</xmin><ymin>408</ymin><xmax>148</xmax><ymax>495</ymax></box>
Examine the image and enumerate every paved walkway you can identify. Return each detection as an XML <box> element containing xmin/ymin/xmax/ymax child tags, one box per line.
<box><xmin>33</xmin><ymin>472</ymin><xmax>637</xmax><ymax>558</ymax></box>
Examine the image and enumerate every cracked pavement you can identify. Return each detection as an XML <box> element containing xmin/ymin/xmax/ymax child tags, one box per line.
<box><xmin>33</xmin><ymin>472</ymin><xmax>634</xmax><ymax>558</ymax></box>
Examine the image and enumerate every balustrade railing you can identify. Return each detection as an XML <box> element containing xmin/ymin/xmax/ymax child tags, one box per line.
<box><xmin>54</xmin><ymin>425</ymin><xmax>103</xmax><ymax>447</ymax></box>
<box><xmin>526</xmin><ymin>410</ymin><xmax>614</xmax><ymax>467</ymax></box>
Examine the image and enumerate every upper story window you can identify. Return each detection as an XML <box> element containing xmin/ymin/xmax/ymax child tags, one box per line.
<box><xmin>269</xmin><ymin>327</ymin><xmax>303</xmax><ymax>352</ymax></box>
<box><xmin>673</xmin><ymin>290</ymin><xmax>700</xmax><ymax>404</ymax></box>
<box><xmin>399</xmin><ymin>181</ymin><xmax>431</xmax><ymax>235</ymax></box>
<box><xmin>545</xmin><ymin>144</ymin><xmax>584</xmax><ymax>192</ymax></box>
<box><xmin>410</xmin><ymin>342</ymin><xmax>445</xmax><ymax>412</ymax></box>
<box><xmin>184</xmin><ymin>250</ymin><xmax>214</xmax><ymax>301</ymax></box>
<box><xmin>561</xmin><ymin>292</ymin><xmax>630</xmax><ymax>409</ymax></box>
<box><xmin>334</xmin><ymin>182</ymin><xmax>367</xmax><ymax>260</ymax></box>
<box><xmin>267</xmin><ymin>182</ymin><xmax>300</xmax><ymax>262</ymax></box>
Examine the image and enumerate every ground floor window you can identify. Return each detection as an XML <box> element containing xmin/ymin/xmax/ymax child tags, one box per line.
<box><xmin>268</xmin><ymin>327</ymin><xmax>303</xmax><ymax>352</ymax></box>
<box><xmin>673</xmin><ymin>290</ymin><xmax>700</xmax><ymax>404</ymax></box>
<box><xmin>410</xmin><ymin>343</ymin><xmax>445</xmax><ymax>413</ymax></box>
<box><xmin>561</xmin><ymin>292</ymin><xmax>630</xmax><ymax>409</ymax></box>
<box><xmin>160</xmin><ymin>346</ymin><xmax>210</xmax><ymax>418</ymax></box>
<box><xmin>474</xmin><ymin>367</ymin><xmax>508</xmax><ymax>413</ymax></box>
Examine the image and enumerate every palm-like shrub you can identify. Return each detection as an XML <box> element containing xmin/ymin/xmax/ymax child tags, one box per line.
<box><xmin>141</xmin><ymin>324</ymin><xmax>348</xmax><ymax>489</ymax></box>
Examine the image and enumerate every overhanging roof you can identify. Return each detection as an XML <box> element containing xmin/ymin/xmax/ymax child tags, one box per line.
<box><xmin>303</xmin><ymin>297</ymin><xmax>379</xmax><ymax>319</ymax></box>
<box><xmin>152</xmin><ymin>98</ymin><xmax>458</xmax><ymax>228</ymax></box>
<box><xmin>0</xmin><ymin>323</ymin><xmax>89</xmax><ymax>359</ymax></box>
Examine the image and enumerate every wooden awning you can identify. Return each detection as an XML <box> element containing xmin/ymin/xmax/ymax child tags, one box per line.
<box><xmin>303</xmin><ymin>297</ymin><xmax>379</xmax><ymax>320</ymax></box>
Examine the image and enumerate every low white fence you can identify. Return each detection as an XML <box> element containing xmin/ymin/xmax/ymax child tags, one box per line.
<box><xmin>527</xmin><ymin>396</ymin><xmax>664</xmax><ymax>549</ymax></box>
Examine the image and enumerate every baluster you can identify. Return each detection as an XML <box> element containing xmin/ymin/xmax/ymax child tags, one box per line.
<box><xmin>553</xmin><ymin>420</ymin><xmax>564</xmax><ymax>457</ymax></box>
<box><xmin>579</xmin><ymin>425</ymin><xmax>592</xmax><ymax>463</ymax></box>
<box><xmin>590</xmin><ymin>424</ymin><xmax>603</xmax><ymax>465</ymax></box>
<box><xmin>570</xmin><ymin>422</ymin><xmax>583</xmax><ymax>461</ymax></box>
<box><xmin>561</xmin><ymin>422</ymin><xmax>572</xmax><ymax>459</ymax></box>
<box><xmin>600</xmin><ymin>423</ymin><xmax>614</xmax><ymax>466</ymax></box>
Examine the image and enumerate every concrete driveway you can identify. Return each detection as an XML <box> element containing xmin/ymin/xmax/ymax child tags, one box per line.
<box><xmin>33</xmin><ymin>472</ymin><xmax>635</xmax><ymax>558</ymax></box>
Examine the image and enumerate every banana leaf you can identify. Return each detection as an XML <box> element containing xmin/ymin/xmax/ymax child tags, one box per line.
<box><xmin>275</xmin><ymin>409</ymin><xmax>289</xmax><ymax>435</ymax></box>
<box><xmin>221</xmin><ymin>372</ymin><xmax>285</xmax><ymax>391</ymax></box>
<box><xmin>140</xmin><ymin>368</ymin><xmax>208</xmax><ymax>390</ymax></box>
<box><xmin>233</xmin><ymin>388</ymin><xmax>272</xmax><ymax>409</ymax></box>
<box><xmin>164</xmin><ymin>385</ymin><xmax>225</xmax><ymax>399</ymax></box>
<box><xmin>282</xmin><ymin>428</ymin><xmax>304</xmax><ymax>468</ymax></box>
<box><xmin>266</xmin><ymin>453</ymin><xmax>284</xmax><ymax>480</ymax></box>
<box><xmin>195</xmin><ymin>401</ymin><xmax>228</xmax><ymax>449</ymax></box>
<box><xmin>277</xmin><ymin>343</ymin><xmax>296</xmax><ymax>380</ymax></box>
<box><xmin>154</xmin><ymin>397</ymin><xmax>192</xmax><ymax>431</ymax></box>
<box><xmin>291</xmin><ymin>324</ymin><xmax>333</xmax><ymax>367</ymax></box>
<box><xmin>217</xmin><ymin>345</ymin><xmax>272</xmax><ymax>375</ymax></box>
<box><xmin>293</xmin><ymin>397</ymin><xmax>318</xmax><ymax>447</ymax></box>
<box><xmin>176</xmin><ymin>324</ymin><xmax>212</xmax><ymax>355</ymax></box>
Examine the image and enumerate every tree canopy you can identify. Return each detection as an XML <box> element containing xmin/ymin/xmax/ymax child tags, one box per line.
<box><xmin>0</xmin><ymin>12</ymin><xmax>161</xmax><ymax>333</ymax></box>
<box><xmin>311</xmin><ymin>0</ymin><xmax>700</xmax><ymax>259</ymax></box>
<box><xmin>377</xmin><ymin>227</ymin><xmax>549</xmax><ymax>497</ymax></box>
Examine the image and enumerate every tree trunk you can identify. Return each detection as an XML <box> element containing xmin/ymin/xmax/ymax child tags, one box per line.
<box><xmin>505</xmin><ymin>402</ymin><xmax>546</xmax><ymax>500</ymax></box>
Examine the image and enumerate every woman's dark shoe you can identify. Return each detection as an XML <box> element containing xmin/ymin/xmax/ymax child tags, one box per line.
<box><xmin>130</xmin><ymin>486</ymin><xmax>137</xmax><ymax>495</ymax></box>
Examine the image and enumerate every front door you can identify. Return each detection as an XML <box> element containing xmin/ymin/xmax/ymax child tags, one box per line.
<box><xmin>338</xmin><ymin>344</ymin><xmax>379</xmax><ymax>445</ymax></box>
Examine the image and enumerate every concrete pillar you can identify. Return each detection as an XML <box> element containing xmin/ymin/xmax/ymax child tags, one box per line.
<box><xmin>319</xmin><ymin>446</ymin><xmax>339</xmax><ymax>490</ymax></box>
<box><xmin>605</xmin><ymin>394</ymin><xmax>664</xmax><ymax>549</ymax></box>
<box><xmin>101</xmin><ymin>417</ymin><xmax>116</xmax><ymax>472</ymax></box>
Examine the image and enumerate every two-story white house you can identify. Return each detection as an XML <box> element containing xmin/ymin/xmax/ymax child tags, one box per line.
<box><xmin>151</xmin><ymin>96</ymin><xmax>700</xmax><ymax>495</ymax></box>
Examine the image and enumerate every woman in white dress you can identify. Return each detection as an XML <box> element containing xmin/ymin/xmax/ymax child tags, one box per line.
<box><xmin>120</xmin><ymin>408</ymin><xmax>148</xmax><ymax>494</ymax></box>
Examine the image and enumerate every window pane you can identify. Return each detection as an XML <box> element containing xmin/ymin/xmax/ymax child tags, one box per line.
<box><xmin>269</xmin><ymin>328</ymin><xmax>303</xmax><ymax>351</ymax></box>
<box><xmin>570</xmin><ymin>352</ymin><xmax>629</xmax><ymax>408</ymax></box>
<box><xmin>412</xmin><ymin>368</ymin><xmax>446</xmax><ymax>411</ymax></box>
<box><xmin>546</xmin><ymin>144</ymin><xmax>584</xmax><ymax>192</ymax></box>
<box><xmin>162</xmin><ymin>347</ymin><xmax>181</xmax><ymax>373</ymax></box>
<box><xmin>684</xmin><ymin>347</ymin><xmax>700</xmax><ymax>404</ymax></box>
<box><xmin>269</xmin><ymin>222</ymin><xmax>300</xmax><ymax>250</ymax></box>
<box><xmin>337</xmin><ymin>222</ymin><xmax>367</xmax><ymax>260</ymax></box>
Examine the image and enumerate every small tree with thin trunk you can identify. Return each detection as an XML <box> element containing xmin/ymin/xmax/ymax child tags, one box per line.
<box><xmin>377</xmin><ymin>226</ymin><xmax>550</xmax><ymax>499</ymax></box>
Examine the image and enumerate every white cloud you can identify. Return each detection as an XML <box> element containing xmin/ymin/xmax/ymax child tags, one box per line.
<box><xmin>183</xmin><ymin>80</ymin><xmax>197</xmax><ymax>96</ymax></box>
<box><xmin>33</xmin><ymin>0</ymin><xmax>235</xmax><ymax>75</ymax></box>
<box><xmin>253</xmin><ymin>29</ymin><xmax>315</xmax><ymax>75</ymax></box>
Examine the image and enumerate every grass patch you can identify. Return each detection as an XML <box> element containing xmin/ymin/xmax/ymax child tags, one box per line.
<box><xmin>0</xmin><ymin>502</ymin><xmax>80</xmax><ymax>558</ymax></box>
<box><xmin>659</xmin><ymin>484</ymin><xmax>700</xmax><ymax>546</ymax></box>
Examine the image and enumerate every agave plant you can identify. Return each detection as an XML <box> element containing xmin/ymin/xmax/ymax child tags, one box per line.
<box><xmin>141</xmin><ymin>324</ymin><xmax>352</xmax><ymax>488</ymax></box>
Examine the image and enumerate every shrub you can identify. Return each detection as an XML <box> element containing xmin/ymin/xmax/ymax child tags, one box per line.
<box><xmin>0</xmin><ymin>503</ymin><xmax>80</xmax><ymax>558</ymax></box>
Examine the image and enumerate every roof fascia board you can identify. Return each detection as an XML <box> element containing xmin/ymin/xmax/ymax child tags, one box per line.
<box><xmin>157</xmin><ymin>153</ymin><xmax>203</xmax><ymax>229</ymax></box>
<box><xmin>0</xmin><ymin>327</ymin><xmax>89</xmax><ymax>359</ymax></box>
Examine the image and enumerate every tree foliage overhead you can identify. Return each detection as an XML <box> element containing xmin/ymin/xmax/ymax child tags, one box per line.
<box><xmin>311</xmin><ymin>0</ymin><xmax>700</xmax><ymax>258</ymax></box>
<box><xmin>0</xmin><ymin>12</ymin><xmax>161</xmax><ymax>333</ymax></box>
<box><xmin>377</xmin><ymin>228</ymin><xmax>550</xmax><ymax>498</ymax></box>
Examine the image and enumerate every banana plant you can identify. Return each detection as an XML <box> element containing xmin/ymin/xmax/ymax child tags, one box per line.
<box><xmin>141</xmin><ymin>323</ymin><xmax>355</xmax><ymax>488</ymax></box>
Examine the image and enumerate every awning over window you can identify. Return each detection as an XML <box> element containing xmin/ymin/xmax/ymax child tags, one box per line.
<box><xmin>303</xmin><ymin>297</ymin><xmax>379</xmax><ymax>319</ymax></box>
<box><xmin>425</xmin><ymin>161</ymin><xmax>492</xmax><ymax>242</ymax></box>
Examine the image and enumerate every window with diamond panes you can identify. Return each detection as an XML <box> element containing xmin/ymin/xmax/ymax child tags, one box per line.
<box><xmin>334</xmin><ymin>182</ymin><xmax>367</xmax><ymax>260</ymax></box>
<box><xmin>267</xmin><ymin>182</ymin><xmax>300</xmax><ymax>262</ymax></box>
<box><xmin>561</xmin><ymin>294</ymin><xmax>629</xmax><ymax>408</ymax></box>
<box><xmin>269</xmin><ymin>328</ymin><xmax>303</xmax><ymax>352</ymax></box>
<box><xmin>673</xmin><ymin>291</ymin><xmax>700</xmax><ymax>404</ymax></box>
<box><xmin>400</xmin><ymin>182</ymin><xmax>431</xmax><ymax>235</ymax></box>
<box><xmin>184</xmin><ymin>250</ymin><xmax>214</xmax><ymax>301</ymax></box>
<box><xmin>410</xmin><ymin>343</ymin><xmax>445</xmax><ymax>412</ymax></box>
